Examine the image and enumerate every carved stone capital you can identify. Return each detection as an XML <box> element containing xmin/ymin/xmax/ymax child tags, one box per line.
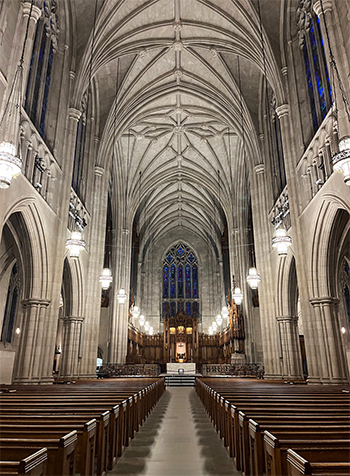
<box><xmin>276</xmin><ymin>104</ymin><xmax>290</xmax><ymax>119</ymax></box>
<box><xmin>94</xmin><ymin>165</ymin><xmax>104</xmax><ymax>177</ymax></box>
<box><xmin>68</xmin><ymin>108</ymin><xmax>81</xmax><ymax>122</ymax></box>
<box><xmin>22</xmin><ymin>3</ymin><xmax>42</xmax><ymax>22</ymax></box>
<box><xmin>22</xmin><ymin>298</ymin><xmax>51</xmax><ymax>308</ymax></box>
<box><xmin>309</xmin><ymin>296</ymin><xmax>340</xmax><ymax>307</ymax></box>
<box><xmin>313</xmin><ymin>0</ymin><xmax>333</xmax><ymax>16</ymax></box>
<box><xmin>254</xmin><ymin>163</ymin><xmax>265</xmax><ymax>175</ymax></box>
<box><xmin>276</xmin><ymin>315</ymin><xmax>299</xmax><ymax>324</ymax></box>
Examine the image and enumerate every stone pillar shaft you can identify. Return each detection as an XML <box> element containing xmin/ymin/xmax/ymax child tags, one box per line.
<box><xmin>277</xmin><ymin>316</ymin><xmax>303</xmax><ymax>379</ymax></box>
<box><xmin>59</xmin><ymin>316</ymin><xmax>84</xmax><ymax>378</ymax></box>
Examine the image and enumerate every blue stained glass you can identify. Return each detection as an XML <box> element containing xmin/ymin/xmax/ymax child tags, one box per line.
<box><xmin>166</xmin><ymin>253</ymin><xmax>173</xmax><ymax>263</ymax></box>
<box><xmin>31</xmin><ymin>26</ymin><xmax>47</xmax><ymax>124</ymax></box>
<box><xmin>178</xmin><ymin>301</ymin><xmax>184</xmax><ymax>313</ymax></box>
<box><xmin>178</xmin><ymin>265</ymin><xmax>183</xmax><ymax>298</ymax></box>
<box><xmin>163</xmin><ymin>265</ymin><xmax>169</xmax><ymax>298</ymax></box>
<box><xmin>25</xmin><ymin>19</ymin><xmax>41</xmax><ymax>112</ymax></box>
<box><xmin>170</xmin><ymin>264</ymin><xmax>176</xmax><ymax>298</ymax></box>
<box><xmin>170</xmin><ymin>301</ymin><xmax>176</xmax><ymax>317</ymax></box>
<box><xmin>185</xmin><ymin>264</ymin><xmax>191</xmax><ymax>298</ymax></box>
<box><xmin>177</xmin><ymin>246</ymin><xmax>184</xmax><ymax>256</ymax></box>
<box><xmin>192</xmin><ymin>266</ymin><xmax>198</xmax><ymax>298</ymax></box>
<box><xmin>39</xmin><ymin>42</ymin><xmax>54</xmax><ymax>137</ymax></box>
<box><xmin>188</xmin><ymin>253</ymin><xmax>194</xmax><ymax>263</ymax></box>
<box><xmin>303</xmin><ymin>42</ymin><xmax>318</xmax><ymax>132</ymax></box>
<box><xmin>309</xmin><ymin>24</ymin><xmax>327</xmax><ymax>119</ymax></box>
<box><xmin>186</xmin><ymin>302</ymin><xmax>192</xmax><ymax>316</ymax></box>
<box><xmin>316</xmin><ymin>16</ymin><xmax>332</xmax><ymax>103</ymax></box>
<box><xmin>192</xmin><ymin>301</ymin><xmax>199</xmax><ymax>317</ymax></box>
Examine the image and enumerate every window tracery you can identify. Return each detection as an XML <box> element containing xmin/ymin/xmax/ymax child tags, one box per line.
<box><xmin>297</xmin><ymin>0</ymin><xmax>332</xmax><ymax>132</ymax></box>
<box><xmin>162</xmin><ymin>243</ymin><xmax>199</xmax><ymax>320</ymax></box>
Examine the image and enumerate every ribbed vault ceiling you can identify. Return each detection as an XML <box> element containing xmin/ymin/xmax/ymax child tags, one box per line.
<box><xmin>73</xmin><ymin>0</ymin><xmax>284</xmax><ymax>256</ymax></box>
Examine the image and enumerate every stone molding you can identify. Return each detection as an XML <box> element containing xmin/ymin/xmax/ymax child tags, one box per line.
<box><xmin>22</xmin><ymin>3</ymin><xmax>42</xmax><ymax>22</ymax></box>
<box><xmin>276</xmin><ymin>104</ymin><xmax>290</xmax><ymax>119</ymax></box>
<box><xmin>68</xmin><ymin>108</ymin><xmax>81</xmax><ymax>122</ymax></box>
<box><xmin>254</xmin><ymin>163</ymin><xmax>265</xmax><ymax>175</ymax></box>
<box><xmin>313</xmin><ymin>0</ymin><xmax>333</xmax><ymax>16</ymax></box>
<box><xmin>309</xmin><ymin>296</ymin><xmax>340</xmax><ymax>306</ymax></box>
<box><xmin>22</xmin><ymin>298</ymin><xmax>50</xmax><ymax>307</ymax></box>
<box><xmin>276</xmin><ymin>315</ymin><xmax>299</xmax><ymax>323</ymax></box>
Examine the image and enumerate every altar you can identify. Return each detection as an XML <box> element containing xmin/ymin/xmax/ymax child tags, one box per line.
<box><xmin>166</xmin><ymin>363</ymin><xmax>196</xmax><ymax>375</ymax></box>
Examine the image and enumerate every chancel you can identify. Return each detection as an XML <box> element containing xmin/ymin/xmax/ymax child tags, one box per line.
<box><xmin>0</xmin><ymin>0</ymin><xmax>349</xmax><ymax>475</ymax></box>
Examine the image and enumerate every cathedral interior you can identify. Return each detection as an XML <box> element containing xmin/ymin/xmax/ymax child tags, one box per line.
<box><xmin>0</xmin><ymin>0</ymin><xmax>349</xmax><ymax>386</ymax></box>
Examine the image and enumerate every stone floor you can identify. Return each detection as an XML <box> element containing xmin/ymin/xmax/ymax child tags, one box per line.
<box><xmin>110</xmin><ymin>386</ymin><xmax>240</xmax><ymax>476</ymax></box>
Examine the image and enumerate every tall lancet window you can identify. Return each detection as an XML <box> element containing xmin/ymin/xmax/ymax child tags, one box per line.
<box><xmin>162</xmin><ymin>243</ymin><xmax>199</xmax><ymax>320</ymax></box>
<box><xmin>25</xmin><ymin>1</ymin><xmax>58</xmax><ymax>140</ymax></box>
<box><xmin>297</xmin><ymin>1</ymin><xmax>332</xmax><ymax>132</ymax></box>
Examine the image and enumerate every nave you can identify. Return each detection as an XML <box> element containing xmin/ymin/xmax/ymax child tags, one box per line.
<box><xmin>111</xmin><ymin>387</ymin><xmax>239</xmax><ymax>476</ymax></box>
<box><xmin>0</xmin><ymin>376</ymin><xmax>349</xmax><ymax>476</ymax></box>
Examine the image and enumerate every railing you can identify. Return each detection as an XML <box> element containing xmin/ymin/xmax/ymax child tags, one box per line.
<box><xmin>20</xmin><ymin>111</ymin><xmax>62</xmax><ymax>214</ymax></box>
<box><xmin>295</xmin><ymin>108</ymin><xmax>338</xmax><ymax>213</ymax></box>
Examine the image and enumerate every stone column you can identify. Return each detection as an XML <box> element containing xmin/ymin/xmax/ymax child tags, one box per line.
<box><xmin>309</xmin><ymin>297</ymin><xmax>348</xmax><ymax>384</ymax></box>
<box><xmin>277</xmin><ymin>316</ymin><xmax>303</xmax><ymax>380</ymax></box>
<box><xmin>59</xmin><ymin>316</ymin><xmax>84</xmax><ymax>378</ymax></box>
<box><xmin>109</xmin><ymin>228</ymin><xmax>131</xmax><ymax>364</ymax></box>
<box><xmin>79</xmin><ymin>165</ymin><xmax>108</xmax><ymax>378</ymax></box>
<box><xmin>251</xmin><ymin>163</ymin><xmax>281</xmax><ymax>378</ymax></box>
<box><xmin>13</xmin><ymin>298</ymin><xmax>50</xmax><ymax>383</ymax></box>
<box><xmin>276</xmin><ymin>103</ymin><xmax>331</xmax><ymax>384</ymax></box>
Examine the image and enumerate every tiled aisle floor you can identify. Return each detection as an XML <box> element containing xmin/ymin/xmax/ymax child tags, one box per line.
<box><xmin>110</xmin><ymin>387</ymin><xmax>240</xmax><ymax>476</ymax></box>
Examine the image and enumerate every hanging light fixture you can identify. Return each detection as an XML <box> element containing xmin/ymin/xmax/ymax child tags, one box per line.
<box><xmin>246</xmin><ymin>267</ymin><xmax>261</xmax><ymax>289</ymax></box>
<box><xmin>272</xmin><ymin>227</ymin><xmax>292</xmax><ymax>256</ymax></box>
<box><xmin>212</xmin><ymin>321</ymin><xmax>218</xmax><ymax>332</ymax></box>
<box><xmin>149</xmin><ymin>326</ymin><xmax>154</xmax><ymax>336</ymax></box>
<box><xmin>117</xmin><ymin>288</ymin><xmax>127</xmax><ymax>304</ymax></box>
<box><xmin>0</xmin><ymin>2</ymin><xmax>35</xmax><ymax>188</ymax></box>
<box><xmin>216</xmin><ymin>314</ymin><xmax>223</xmax><ymax>326</ymax></box>
<box><xmin>99</xmin><ymin>268</ymin><xmax>113</xmax><ymax>290</ymax></box>
<box><xmin>139</xmin><ymin>314</ymin><xmax>145</xmax><ymax>327</ymax></box>
<box><xmin>332</xmin><ymin>136</ymin><xmax>350</xmax><ymax>185</ymax></box>
<box><xmin>132</xmin><ymin>305</ymin><xmax>140</xmax><ymax>318</ymax></box>
<box><xmin>208</xmin><ymin>326</ymin><xmax>213</xmax><ymax>335</ymax></box>
<box><xmin>144</xmin><ymin>321</ymin><xmax>150</xmax><ymax>331</ymax></box>
<box><xmin>233</xmin><ymin>287</ymin><xmax>243</xmax><ymax>305</ymax></box>
<box><xmin>66</xmin><ymin>231</ymin><xmax>86</xmax><ymax>259</ymax></box>
<box><xmin>221</xmin><ymin>306</ymin><xmax>229</xmax><ymax>319</ymax></box>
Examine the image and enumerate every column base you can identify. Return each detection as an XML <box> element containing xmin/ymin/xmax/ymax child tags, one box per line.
<box><xmin>263</xmin><ymin>373</ymin><xmax>283</xmax><ymax>380</ymax></box>
<box><xmin>307</xmin><ymin>375</ymin><xmax>349</xmax><ymax>385</ymax></box>
<box><xmin>78</xmin><ymin>373</ymin><xmax>97</xmax><ymax>380</ymax></box>
<box><xmin>13</xmin><ymin>376</ymin><xmax>54</xmax><ymax>385</ymax></box>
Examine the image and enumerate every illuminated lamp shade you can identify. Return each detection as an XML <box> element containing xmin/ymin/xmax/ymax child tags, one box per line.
<box><xmin>117</xmin><ymin>288</ymin><xmax>127</xmax><ymax>304</ymax></box>
<box><xmin>0</xmin><ymin>142</ymin><xmax>22</xmax><ymax>188</ymax></box>
<box><xmin>144</xmin><ymin>321</ymin><xmax>150</xmax><ymax>331</ymax></box>
<box><xmin>99</xmin><ymin>268</ymin><xmax>113</xmax><ymax>290</ymax></box>
<box><xmin>149</xmin><ymin>326</ymin><xmax>154</xmax><ymax>336</ymax></box>
<box><xmin>132</xmin><ymin>306</ymin><xmax>140</xmax><ymax>318</ymax></box>
<box><xmin>212</xmin><ymin>321</ymin><xmax>218</xmax><ymax>332</ymax></box>
<box><xmin>221</xmin><ymin>306</ymin><xmax>229</xmax><ymax>319</ymax></box>
<box><xmin>233</xmin><ymin>287</ymin><xmax>243</xmax><ymax>305</ymax></box>
<box><xmin>246</xmin><ymin>267</ymin><xmax>261</xmax><ymax>289</ymax></box>
<box><xmin>332</xmin><ymin>136</ymin><xmax>350</xmax><ymax>185</ymax></box>
<box><xmin>66</xmin><ymin>231</ymin><xmax>86</xmax><ymax>259</ymax></box>
<box><xmin>272</xmin><ymin>227</ymin><xmax>292</xmax><ymax>256</ymax></box>
<box><xmin>208</xmin><ymin>326</ymin><xmax>213</xmax><ymax>335</ymax></box>
<box><xmin>139</xmin><ymin>314</ymin><xmax>145</xmax><ymax>327</ymax></box>
<box><xmin>216</xmin><ymin>314</ymin><xmax>223</xmax><ymax>326</ymax></box>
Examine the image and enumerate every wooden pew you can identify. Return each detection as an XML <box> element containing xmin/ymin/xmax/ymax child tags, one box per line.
<box><xmin>0</xmin><ymin>431</ymin><xmax>77</xmax><ymax>476</ymax></box>
<box><xmin>0</xmin><ymin>447</ymin><xmax>47</xmax><ymax>476</ymax></box>
<box><xmin>287</xmin><ymin>448</ymin><xmax>350</xmax><ymax>475</ymax></box>
<box><xmin>0</xmin><ymin>421</ymin><xmax>96</xmax><ymax>476</ymax></box>
<box><xmin>264</xmin><ymin>430</ymin><xmax>350</xmax><ymax>476</ymax></box>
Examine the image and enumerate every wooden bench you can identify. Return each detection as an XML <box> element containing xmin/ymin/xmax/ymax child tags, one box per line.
<box><xmin>264</xmin><ymin>430</ymin><xmax>350</xmax><ymax>476</ymax></box>
<box><xmin>0</xmin><ymin>420</ymin><xmax>96</xmax><ymax>476</ymax></box>
<box><xmin>0</xmin><ymin>447</ymin><xmax>47</xmax><ymax>476</ymax></box>
<box><xmin>0</xmin><ymin>431</ymin><xmax>77</xmax><ymax>476</ymax></box>
<box><xmin>287</xmin><ymin>448</ymin><xmax>350</xmax><ymax>475</ymax></box>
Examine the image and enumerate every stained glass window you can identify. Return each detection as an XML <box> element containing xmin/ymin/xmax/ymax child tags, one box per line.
<box><xmin>300</xmin><ymin>8</ymin><xmax>332</xmax><ymax>132</ymax></box>
<box><xmin>25</xmin><ymin>19</ymin><xmax>55</xmax><ymax>139</ymax></box>
<box><xmin>162</xmin><ymin>243</ymin><xmax>199</xmax><ymax>320</ymax></box>
<box><xmin>163</xmin><ymin>266</ymin><xmax>169</xmax><ymax>298</ymax></box>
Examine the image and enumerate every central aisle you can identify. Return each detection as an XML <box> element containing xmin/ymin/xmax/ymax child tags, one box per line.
<box><xmin>111</xmin><ymin>386</ymin><xmax>240</xmax><ymax>476</ymax></box>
